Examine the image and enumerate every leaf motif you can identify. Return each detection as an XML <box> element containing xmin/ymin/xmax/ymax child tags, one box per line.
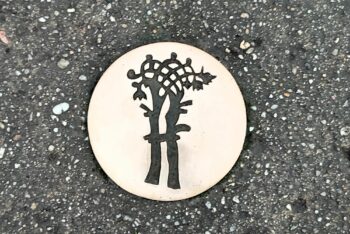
<box><xmin>197</xmin><ymin>67</ymin><xmax>216</xmax><ymax>85</ymax></box>
<box><xmin>132</xmin><ymin>82</ymin><xmax>147</xmax><ymax>100</ymax></box>
<box><xmin>198</xmin><ymin>72</ymin><xmax>216</xmax><ymax>85</ymax></box>
<box><xmin>192</xmin><ymin>79</ymin><xmax>203</xmax><ymax>90</ymax></box>
<box><xmin>133</xmin><ymin>89</ymin><xmax>147</xmax><ymax>100</ymax></box>
<box><xmin>182</xmin><ymin>79</ymin><xmax>192</xmax><ymax>89</ymax></box>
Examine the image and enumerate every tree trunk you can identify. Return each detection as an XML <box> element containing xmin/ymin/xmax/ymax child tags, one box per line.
<box><xmin>166</xmin><ymin>140</ymin><xmax>180</xmax><ymax>189</ymax></box>
<box><xmin>144</xmin><ymin>91</ymin><xmax>164</xmax><ymax>185</ymax></box>
<box><xmin>144</xmin><ymin>136</ymin><xmax>161</xmax><ymax>185</ymax></box>
<box><xmin>165</xmin><ymin>93</ymin><xmax>182</xmax><ymax>189</ymax></box>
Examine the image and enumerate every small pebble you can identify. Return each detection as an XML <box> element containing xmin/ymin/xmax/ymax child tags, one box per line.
<box><xmin>13</xmin><ymin>134</ymin><xmax>21</xmax><ymax>141</ymax></box>
<box><xmin>240</xmin><ymin>12</ymin><xmax>249</xmax><ymax>18</ymax></box>
<box><xmin>240</xmin><ymin>40</ymin><xmax>251</xmax><ymax>50</ymax></box>
<box><xmin>38</xmin><ymin>17</ymin><xmax>46</xmax><ymax>22</ymax></box>
<box><xmin>340</xmin><ymin>126</ymin><xmax>350</xmax><ymax>136</ymax></box>
<box><xmin>57</xmin><ymin>59</ymin><xmax>70</xmax><ymax>69</ymax></box>
<box><xmin>48</xmin><ymin>145</ymin><xmax>55</xmax><ymax>151</ymax></box>
<box><xmin>110</xmin><ymin>16</ymin><xmax>116</xmax><ymax>22</ymax></box>
<box><xmin>271</xmin><ymin>104</ymin><xmax>278</xmax><ymax>110</ymax></box>
<box><xmin>332</xmin><ymin>49</ymin><xmax>339</xmax><ymax>56</ymax></box>
<box><xmin>79</xmin><ymin>75</ymin><xmax>87</xmax><ymax>81</ymax></box>
<box><xmin>31</xmin><ymin>203</ymin><xmax>38</xmax><ymax>210</ymax></box>
<box><xmin>205</xmin><ymin>201</ymin><xmax>211</xmax><ymax>209</ymax></box>
<box><xmin>67</xmin><ymin>8</ymin><xmax>75</xmax><ymax>13</ymax></box>
<box><xmin>221</xmin><ymin>197</ymin><xmax>226</xmax><ymax>205</ymax></box>
<box><xmin>286</xmin><ymin>204</ymin><xmax>292</xmax><ymax>211</ymax></box>
<box><xmin>53</xmin><ymin>102</ymin><xmax>70</xmax><ymax>115</ymax></box>
<box><xmin>232</xmin><ymin>196</ymin><xmax>240</xmax><ymax>203</ymax></box>
<box><xmin>0</xmin><ymin>148</ymin><xmax>5</xmax><ymax>158</ymax></box>
<box><xmin>246</xmin><ymin>47</ymin><xmax>254</xmax><ymax>54</ymax></box>
<box><xmin>0</xmin><ymin>30</ymin><xmax>10</xmax><ymax>44</ymax></box>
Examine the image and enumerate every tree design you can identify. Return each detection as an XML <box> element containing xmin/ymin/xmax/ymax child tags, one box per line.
<box><xmin>127</xmin><ymin>52</ymin><xmax>216</xmax><ymax>189</ymax></box>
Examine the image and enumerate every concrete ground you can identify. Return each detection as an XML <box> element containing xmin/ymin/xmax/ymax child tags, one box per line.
<box><xmin>0</xmin><ymin>0</ymin><xmax>349</xmax><ymax>233</ymax></box>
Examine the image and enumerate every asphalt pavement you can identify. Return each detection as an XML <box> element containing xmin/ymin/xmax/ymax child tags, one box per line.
<box><xmin>0</xmin><ymin>0</ymin><xmax>349</xmax><ymax>233</ymax></box>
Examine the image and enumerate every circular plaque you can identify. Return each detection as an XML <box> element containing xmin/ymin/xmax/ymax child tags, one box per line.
<box><xmin>88</xmin><ymin>42</ymin><xmax>246</xmax><ymax>201</ymax></box>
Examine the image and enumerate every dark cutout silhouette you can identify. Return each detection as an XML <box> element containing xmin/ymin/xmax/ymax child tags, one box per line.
<box><xmin>127</xmin><ymin>53</ymin><xmax>216</xmax><ymax>189</ymax></box>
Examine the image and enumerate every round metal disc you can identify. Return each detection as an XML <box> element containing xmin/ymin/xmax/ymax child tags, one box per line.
<box><xmin>88</xmin><ymin>42</ymin><xmax>246</xmax><ymax>201</ymax></box>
